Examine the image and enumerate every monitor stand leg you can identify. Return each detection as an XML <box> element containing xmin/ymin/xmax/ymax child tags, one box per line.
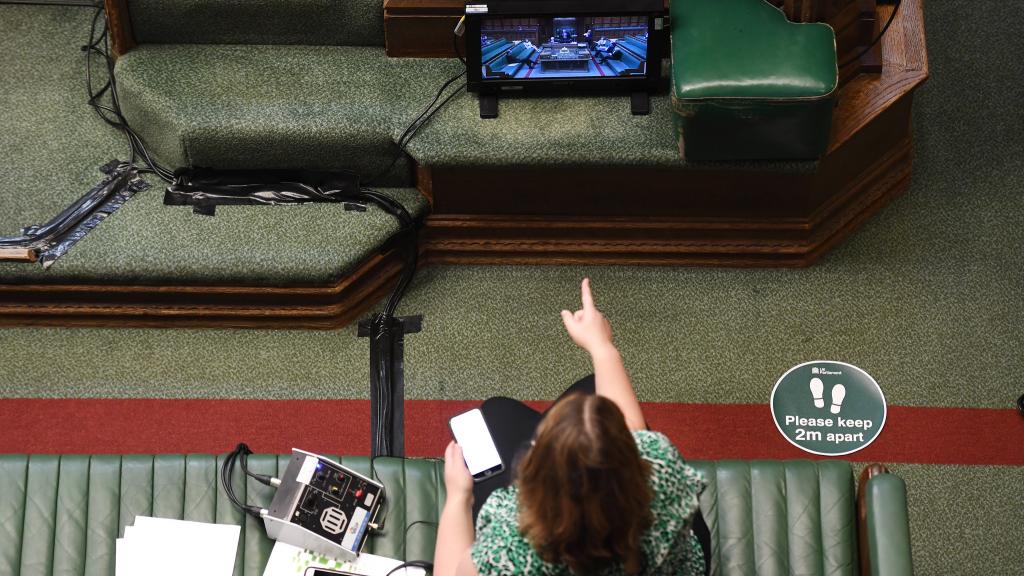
<box><xmin>479</xmin><ymin>94</ymin><xmax>499</xmax><ymax>119</ymax></box>
<box><xmin>630</xmin><ymin>91</ymin><xmax>650</xmax><ymax>116</ymax></box>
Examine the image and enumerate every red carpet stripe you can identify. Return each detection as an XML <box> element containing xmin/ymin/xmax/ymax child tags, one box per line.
<box><xmin>0</xmin><ymin>399</ymin><xmax>1020</xmax><ymax>465</ymax></box>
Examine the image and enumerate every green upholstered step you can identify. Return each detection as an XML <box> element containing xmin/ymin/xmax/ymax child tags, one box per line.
<box><xmin>0</xmin><ymin>182</ymin><xmax>426</xmax><ymax>285</ymax></box>
<box><xmin>0</xmin><ymin>7</ymin><xmax>430</xmax><ymax>288</ymax></box>
<box><xmin>115</xmin><ymin>45</ymin><xmax>814</xmax><ymax>174</ymax></box>
<box><xmin>115</xmin><ymin>45</ymin><xmax>462</xmax><ymax>184</ymax></box>
<box><xmin>0</xmin><ymin>455</ymin><xmax>894</xmax><ymax>576</ymax></box>
<box><xmin>127</xmin><ymin>0</ymin><xmax>386</xmax><ymax>46</ymax></box>
<box><xmin>401</xmin><ymin>86</ymin><xmax>686</xmax><ymax>168</ymax></box>
<box><xmin>396</xmin><ymin>68</ymin><xmax>815</xmax><ymax>172</ymax></box>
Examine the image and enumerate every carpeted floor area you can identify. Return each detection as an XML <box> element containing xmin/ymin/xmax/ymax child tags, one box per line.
<box><xmin>0</xmin><ymin>1</ymin><xmax>1021</xmax><ymax>574</ymax></box>
<box><xmin>0</xmin><ymin>6</ymin><xmax>429</xmax><ymax>285</ymax></box>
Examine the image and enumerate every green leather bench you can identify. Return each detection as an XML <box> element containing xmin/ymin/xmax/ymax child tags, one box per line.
<box><xmin>671</xmin><ymin>0</ymin><xmax>839</xmax><ymax>160</ymax></box>
<box><xmin>0</xmin><ymin>456</ymin><xmax>912</xmax><ymax>576</ymax></box>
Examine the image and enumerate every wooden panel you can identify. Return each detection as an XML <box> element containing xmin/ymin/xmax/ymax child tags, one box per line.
<box><xmin>103</xmin><ymin>0</ymin><xmax>135</xmax><ymax>58</ymax></box>
<box><xmin>386</xmin><ymin>13</ymin><xmax>465</xmax><ymax>58</ymax></box>
<box><xmin>385</xmin><ymin>0</ymin><xmax>877</xmax><ymax>64</ymax></box>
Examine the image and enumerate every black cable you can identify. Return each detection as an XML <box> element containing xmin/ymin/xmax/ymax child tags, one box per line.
<box><xmin>83</xmin><ymin>5</ymin><xmax>174</xmax><ymax>182</ymax></box>
<box><xmin>237</xmin><ymin>443</ymin><xmax>276</xmax><ymax>487</ymax></box>
<box><xmin>364</xmin><ymin>27</ymin><xmax>467</xmax><ymax>188</ymax></box>
<box><xmin>220</xmin><ymin>443</ymin><xmax>266</xmax><ymax>521</ymax></box>
<box><xmin>404</xmin><ymin>520</ymin><xmax>439</xmax><ymax>538</ymax></box>
<box><xmin>363</xmin><ymin>72</ymin><xmax>465</xmax><ymax>187</ymax></box>
<box><xmin>385</xmin><ymin>560</ymin><xmax>434</xmax><ymax>576</ymax></box>
<box><xmin>838</xmin><ymin>0</ymin><xmax>902</xmax><ymax>68</ymax></box>
<box><xmin>453</xmin><ymin>26</ymin><xmax>466</xmax><ymax>67</ymax></box>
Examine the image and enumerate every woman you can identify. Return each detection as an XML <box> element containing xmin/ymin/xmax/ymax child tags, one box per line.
<box><xmin>434</xmin><ymin>278</ymin><xmax>708</xmax><ymax>576</ymax></box>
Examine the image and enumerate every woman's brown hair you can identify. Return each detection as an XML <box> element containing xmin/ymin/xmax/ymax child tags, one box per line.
<box><xmin>517</xmin><ymin>393</ymin><xmax>653</xmax><ymax>575</ymax></box>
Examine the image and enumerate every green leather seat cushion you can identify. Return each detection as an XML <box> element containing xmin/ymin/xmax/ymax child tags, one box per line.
<box><xmin>0</xmin><ymin>455</ymin><xmax>865</xmax><ymax>576</ymax></box>
<box><xmin>669</xmin><ymin>0</ymin><xmax>838</xmax><ymax>160</ymax></box>
<box><xmin>671</xmin><ymin>0</ymin><xmax>838</xmax><ymax>100</ymax></box>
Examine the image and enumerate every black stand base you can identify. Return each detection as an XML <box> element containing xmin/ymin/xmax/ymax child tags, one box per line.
<box><xmin>630</xmin><ymin>91</ymin><xmax>650</xmax><ymax>116</ymax></box>
<box><xmin>479</xmin><ymin>94</ymin><xmax>498</xmax><ymax>119</ymax></box>
<box><xmin>358</xmin><ymin>314</ymin><xmax>422</xmax><ymax>457</ymax></box>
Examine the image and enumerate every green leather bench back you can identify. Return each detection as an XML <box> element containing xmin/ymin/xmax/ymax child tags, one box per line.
<box><xmin>692</xmin><ymin>460</ymin><xmax>858</xmax><ymax>576</ymax></box>
<box><xmin>0</xmin><ymin>454</ymin><xmax>444</xmax><ymax>576</ymax></box>
<box><xmin>0</xmin><ymin>455</ymin><xmax>857</xmax><ymax>576</ymax></box>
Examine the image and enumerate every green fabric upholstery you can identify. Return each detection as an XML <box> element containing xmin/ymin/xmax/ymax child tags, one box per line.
<box><xmin>127</xmin><ymin>0</ymin><xmax>386</xmax><ymax>47</ymax></box>
<box><xmin>0</xmin><ymin>455</ymin><xmax>912</xmax><ymax>576</ymax></box>
<box><xmin>864</xmin><ymin>473</ymin><xmax>914</xmax><ymax>575</ymax></box>
<box><xmin>670</xmin><ymin>0</ymin><xmax>838</xmax><ymax>160</ymax></box>
<box><xmin>481</xmin><ymin>39</ymin><xmax>511</xmax><ymax>63</ymax></box>
<box><xmin>115</xmin><ymin>44</ymin><xmax>461</xmax><ymax>180</ymax></box>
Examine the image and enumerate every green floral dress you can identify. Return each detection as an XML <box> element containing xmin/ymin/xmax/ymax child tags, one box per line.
<box><xmin>470</xmin><ymin>430</ymin><xmax>706</xmax><ymax>576</ymax></box>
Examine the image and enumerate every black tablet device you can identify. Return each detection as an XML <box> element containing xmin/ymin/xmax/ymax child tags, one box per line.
<box><xmin>464</xmin><ymin>0</ymin><xmax>666</xmax><ymax>117</ymax></box>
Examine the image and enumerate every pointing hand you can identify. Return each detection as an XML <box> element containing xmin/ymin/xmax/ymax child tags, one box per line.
<box><xmin>560</xmin><ymin>278</ymin><xmax>614</xmax><ymax>356</ymax></box>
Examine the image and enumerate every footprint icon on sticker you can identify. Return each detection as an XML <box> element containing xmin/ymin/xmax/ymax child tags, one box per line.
<box><xmin>830</xmin><ymin>384</ymin><xmax>846</xmax><ymax>415</ymax></box>
<box><xmin>809</xmin><ymin>378</ymin><xmax>825</xmax><ymax>408</ymax></box>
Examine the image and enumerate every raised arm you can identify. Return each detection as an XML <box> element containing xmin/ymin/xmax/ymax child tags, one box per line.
<box><xmin>560</xmin><ymin>278</ymin><xmax>646</xmax><ymax>430</ymax></box>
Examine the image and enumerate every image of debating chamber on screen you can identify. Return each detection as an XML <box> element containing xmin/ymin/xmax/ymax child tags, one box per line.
<box><xmin>480</xmin><ymin>16</ymin><xmax>649</xmax><ymax>80</ymax></box>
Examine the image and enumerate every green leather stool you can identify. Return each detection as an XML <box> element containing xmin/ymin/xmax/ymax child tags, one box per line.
<box><xmin>671</xmin><ymin>0</ymin><xmax>839</xmax><ymax>160</ymax></box>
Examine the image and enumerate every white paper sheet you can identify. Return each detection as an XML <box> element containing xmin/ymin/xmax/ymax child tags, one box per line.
<box><xmin>116</xmin><ymin>516</ymin><xmax>240</xmax><ymax>576</ymax></box>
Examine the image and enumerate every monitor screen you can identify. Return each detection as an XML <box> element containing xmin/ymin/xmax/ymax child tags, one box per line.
<box><xmin>479</xmin><ymin>15</ymin><xmax>650</xmax><ymax>81</ymax></box>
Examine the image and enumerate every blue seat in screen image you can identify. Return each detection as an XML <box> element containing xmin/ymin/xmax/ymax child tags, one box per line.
<box><xmin>480</xmin><ymin>15</ymin><xmax>648</xmax><ymax>81</ymax></box>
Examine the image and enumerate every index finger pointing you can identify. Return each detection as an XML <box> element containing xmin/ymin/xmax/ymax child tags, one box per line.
<box><xmin>581</xmin><ymin>277</ymin><xmax>595</xmax><ymax>310</ymax></box>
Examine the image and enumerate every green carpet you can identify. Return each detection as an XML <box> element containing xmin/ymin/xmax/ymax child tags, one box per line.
<box><xmin>0</xmin><ymin>6</ymin><xmax>429</xmax><ymax>285</ymax></box>
<box><xmin>0</xmin><ymin>1</ymin><xmax>1022</xmax><ymax>574</ymax></box>
<box><xmin>115</xmin><ymin>43</ymin><xmax>460</xmax><ymax>179</ymax></box>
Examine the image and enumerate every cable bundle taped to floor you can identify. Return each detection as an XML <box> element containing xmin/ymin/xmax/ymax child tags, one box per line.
<box><xmin>164</xmin><ymin>168</ymin><xmax>363</xmax><ymax>216</ymax></box>
<box><xmin>0</xmin><ymin>161</ymin><xmax>149</xmax><ymax>267</ymax></box>
<box><xmin>167</xmin><ymin>168</ymin><xmax>421</xmax><ymax>457</ymax></box>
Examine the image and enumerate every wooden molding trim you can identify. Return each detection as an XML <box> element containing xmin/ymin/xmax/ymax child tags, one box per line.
<box><xmin>419</xmin><ymin>135</ymin><xmax>913</xmax><ymax>268</ymax></box>
<box><xmin>103</xmin><ymin>0</ymin><xmax>136</xmax><ymax>58</ymax></box>
<box><xmin>0</xmin><ymin>249</ymin><xmax>409</xmax><ymax>330</ymax></box>
<box><xmin>0</xmin><ymin>129</ymin><xmax>913</xmax><ymax>329</ymax></box>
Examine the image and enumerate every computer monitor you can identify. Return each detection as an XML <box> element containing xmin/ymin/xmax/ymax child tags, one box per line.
<box><xmin>464</xmin><ymin>0</ymin><xmax>665</xmax><ymax>117</ymax></box>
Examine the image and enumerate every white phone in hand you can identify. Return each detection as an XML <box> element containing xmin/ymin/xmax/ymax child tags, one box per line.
<box><xmin>449</xmin><ymin>408</ymin><xmax>505</xmax><ymax>481</ymax></box>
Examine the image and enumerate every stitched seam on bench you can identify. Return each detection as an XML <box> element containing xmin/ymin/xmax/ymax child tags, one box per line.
<box><xmin>16</xmin><ymin>456</ymin><xmax>28</xmax><ymax>576</ymax></box>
